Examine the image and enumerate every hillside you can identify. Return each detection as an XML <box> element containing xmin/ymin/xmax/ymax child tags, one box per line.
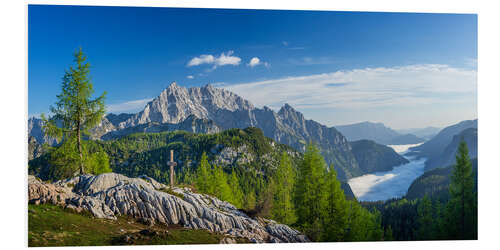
<box><xmin>405</xmin><ymin>158</ymin><xmax>478</xmax><ymax>200</ymax></box>
<box><xmin>29</xmin><ymin>126</ymin><xmax>358</xmax><ymax>199</ymax></box>
<box><xmin>30</xmin><ymin>127</ymin><xmax>296</xmax><ymax>180</ymax></box>
<box><xmin>350</xmin><ymin>140</ymin><xmax>409</xmax><ymax>174</ymax></box>
<box><xmin>29</xmin><ymin>204</ymin><xmax>242</xmax><ymax>246</ymax></box>
<box><xmin>408</xmin><ymin>119</ymin><xmax>477</xmax><ymax>162</ymax></box>
<box><xmin>335</xmin><ymin>121</ymin><xmax>424</xmax><ymax>145</ymax></box>
<box><xmin>424</xmin><ymin>128</ymin><xmax>477</xmax><ymax>171</ymax></box>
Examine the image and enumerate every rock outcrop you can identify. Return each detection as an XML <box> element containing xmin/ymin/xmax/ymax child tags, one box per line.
<box><xmin>28</xmin><ymin>173</ymin><xmax>308</xmax><ymax>243</ymax></box>
<box><xmin>28</xmin><ymin>117</ymin><xmax>58</xmax><ymax>146</ymax></box>
<box><xmin>101</xmin><ymin>114</ymin><xmax>220</xmax><ymax>140</ymax></box>
<box><xmin>28</xmin><ymin>136</ymin><xmax>43</xmax><ymax>161</ymax></box>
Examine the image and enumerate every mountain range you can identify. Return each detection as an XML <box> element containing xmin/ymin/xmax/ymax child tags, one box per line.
<box><xmin>30</xmin><ymin>83</ymin><xmax>364</xmax><ymax>180</ymax></box>
<box><xmin>28</xmin><ymin>82</ymin><xmax>477</xmax><ymax>182</ymax></box>
<box><xmin>408</xmin><ymin>119</ymin><xmax>478</xmax><ymax>170</ymax></box>
<box><xmin>335</xmin><ymin>121</ymin><xmax>425</xmax><ymax>145</ymax></box>
<box><xmin>396</xmin><ymin>126</ymin><xmax>441</xmax><ymax>140</ymax></box>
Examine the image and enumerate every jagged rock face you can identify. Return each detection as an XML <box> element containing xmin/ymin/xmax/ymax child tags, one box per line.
<box><xmin>28</xmin><ymin>136</ymin><xmax>43</xmax><ymax>161</ymax></box>
<box><xmin>28</xmin><ymin>173</ymin><xmax>308</xmax><ymax>243</ymax></box>
<box><xmin>119</xmin><ymin>83</ymin><xmax>255</xmax><ymax>128</ymax></box>
<box><xmin>28</xmin><ymin>117</ymin><xmax>58</xmax><ymax>146</ymax></box>
<box><xmin>105</xmin><ymin>113</ymin><xmax>135</xmax><ymax>127</ymax></box>
<box><xmin>101</xmin><ymin>115</ymin><xmax>220</xmax><ymax>140</ymax></box>
<box><xmin>276</xmin><ymin>104</ymin><xmax>359</xmax><ymax>179</ymax></box>
<box><xmin>88</xmin><ymin>116</ymin><xmax>116</xmax><ymax>140</ymax></box>
<box><xmin>116</xmin><ymin>83</ymin><xmax>358</xmax><ymax>180</ymax></box>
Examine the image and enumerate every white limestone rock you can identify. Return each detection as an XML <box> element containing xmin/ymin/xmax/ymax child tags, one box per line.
<box><xmin>28</xmin><ymin>173</ymin><xmax>309</xmax><ymax>243</ymax></box>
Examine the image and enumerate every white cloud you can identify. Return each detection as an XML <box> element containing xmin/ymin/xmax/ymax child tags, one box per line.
<box><xmin>215</xmin><ymin>51</ymin><xmax>241</xmax><ymax>67</ymax></box>
<box><xmin>107</xmin><ymin>98</ymin><xmax>153</xmax><ymax>114</ymax></box>
<box><xmin>282</xmin><ymin>41</ymin><xmax>288</xmax><ymax>46</ymax></box>
<box><xmin>219</xmin><ymin>64</ymin><xmax>477</xmax><ymax>110</ymax></box>
<box><xmin>187</xmin><ymin>51</ymin><xmax>241</xmax><ymax>69</ymax></box>
<box><xmin>187</xmin><ymin>54</ymin><xmax>215</xmax><ymax>66</ymax></box>
<box><xmin>186</xmin><ymin>75</ymin><xmax>194</xmax><ymax>79</ymax></box>
<box><xmin>248</xmin><ymin>57</ymin><xmax>261</xmax><ymax>67</ymax></box>
<box><xmin>248</xmin><ymin>57</ymin><xmax>269</xmax><ymax>68</ymax></box>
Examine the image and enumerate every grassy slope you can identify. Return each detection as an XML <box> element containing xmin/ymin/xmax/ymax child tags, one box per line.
<box><xmin>28</xmin><ymin>204</ymin><xmax>247</xmax><ymax>247</ymax></box>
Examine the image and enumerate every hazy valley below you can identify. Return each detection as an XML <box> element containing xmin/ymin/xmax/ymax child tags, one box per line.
<box><xmin>348</xmin><ymin>143</ymin><xmax>426</xmax><ymax>201</ymax></box>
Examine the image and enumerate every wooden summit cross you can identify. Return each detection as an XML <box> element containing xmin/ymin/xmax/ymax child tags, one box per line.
<box><xmin>167</xmin><ymin>150</ymin><xmax>177</xmax><ymax>189</ymax></box>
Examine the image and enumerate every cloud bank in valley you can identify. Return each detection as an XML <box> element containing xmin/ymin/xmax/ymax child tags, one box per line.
<box><xmin>348</xmin><ymin>145</ymin><xmax>426</xmax><ymax>202</ymax></box>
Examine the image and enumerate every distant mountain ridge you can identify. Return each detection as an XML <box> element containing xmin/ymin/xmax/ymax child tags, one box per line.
<box><xmin>396</xmin><ymin>127</ymin><xmax>441</xmax><ymax>140</ymax></box>
<box><xmin>424</xmin><ymin>127</ymin><xmax>477</xmax><ymax>171</ymax></box>
<box><xmin>350</xmin><ymin>140</ymin><xmax>409</xmax><ymax>174</ymax></box>
<box><xmin>335</xmin><ymin>121</ymin><xmax>425</xmax><ymax>145</ymax></box>
<box><xmin>408</xmin><ymin>119</ymin><xmax>477</xmax><ymax>171</ymax></box>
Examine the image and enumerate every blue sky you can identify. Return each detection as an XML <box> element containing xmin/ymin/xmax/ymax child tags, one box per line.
<box><xmin>28</xmin><ymin>5</ymin><xmax>477</xmax><ymax>129</ymax></box>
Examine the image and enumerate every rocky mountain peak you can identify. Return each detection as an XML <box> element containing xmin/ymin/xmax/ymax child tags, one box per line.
<box><xmin>278</xmin><ymin>103</ymin><xmax>305</xmax><ymax>124</ymax></box>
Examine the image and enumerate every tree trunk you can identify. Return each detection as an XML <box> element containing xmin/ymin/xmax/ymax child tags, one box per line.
<box><xmin>77</xmin><ymin>121</ymin><xmax>84</xmax><ymax>175</ymax></box>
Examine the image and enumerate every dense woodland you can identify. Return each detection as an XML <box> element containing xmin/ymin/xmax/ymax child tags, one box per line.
<box><xmin>364</xmin><ymin>141</ymin><xmax>478</xmax><ymax>240</ymax></box>
<box><xmin>29</xmin><ymin>49</ymin><xmax>477</xmax><ymax>242</ymax></box>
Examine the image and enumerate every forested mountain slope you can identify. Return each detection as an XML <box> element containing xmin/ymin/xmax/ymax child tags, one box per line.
<box><xmin>405</xmin><ymin>158</ymin><xmax>478</xmax><ymax>200</ymax></box>
<box><xmin>349</xmin><ymin>140</ymin><xmax>409</xmax><ymax>173</ymax></box>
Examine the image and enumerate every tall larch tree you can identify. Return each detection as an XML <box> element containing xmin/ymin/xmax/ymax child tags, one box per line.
<box><xmin>294</xmin><ymin>143</ymin><xmax>327</xmax><ymax>241</ymax></box>
<box><xmin>271</xmin><ymin>152</ymin><xmax>296</xmax><ymax>225</ymax></box>
<box><xmin>42</xmin><ymin>48</ymin><xmax>106</xmax><ymax>175</ymax></box>
<box><xmin>444</xmin><ymin>140</ymin><xmax>476</xmax><ymax>239</ymax></box>
<box><xmin>195</xmin><ymin>152</ymin><xmax>211</xmax><ymax>194</ymax></box>
<box><xmin>417</xmin><ymin>195</ymin><xmax>434</xmax><ymax>240</ymax></box>
<box><xmin>321</xmin><ymin>165</ymin><xmax>348</xmax><ymax>241</ymax></box>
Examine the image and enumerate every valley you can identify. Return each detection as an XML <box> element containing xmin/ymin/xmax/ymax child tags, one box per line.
<box><xmin>348</xmin><ymin>143</ymin><xmax>426</xmax><ymax>201</ymax></box>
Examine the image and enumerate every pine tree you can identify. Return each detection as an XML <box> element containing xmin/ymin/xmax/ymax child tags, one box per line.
<box><xmin>42</xmin><ymin>48</ymin><xmax>106</xmax><ymax>175</ymax></box>
<box><xmin>385</xmin><ymin>225</ymin><xmax>394</xmax><ymax>241</ymax></box>
<box><xmin>195</xmin><ymin>152</ymin><xmax>211</xmax><ymax>194</ymax></box>
<box><xmin>321</xmin><ymin>165</ymin><xmax>348</xmax><ymax>241</ymax></box>
<box><xmin>294</xmin><ymin>143</ymin><xmax>328</xmax><ymax>241</ymax></box>
<box><xmin>271</xmin><ymin>152</ymin><xmax>296</xmax><ymax>225</ymax></box>
<box><xmin>444</xmin><ymin>140</ymin><xmax>476</xmax><ymax>239</ymax></box>
<box><xmin>212</xmin><ymin>164</ymin><xmax>232</xmax><ymax>202</ymax></box>
<box><xmin>345</xmin><ymin>201</ymin><xmax>365</xmax><ymax>241</ymax></box>
<box><xmin>228</xmin><ymin>170</ymin><xmax>244</xmax><ymax>208</ymax></box>
<box><xmin>417</xmin><ymin>195</ymin><xmax>434</xmax><ymax>240</ymax></box>
<box><xmin>434</xmin><ymin>200</ymin><xmax>446</xmax><ymax>240</ymax></box>
<box><xmin>245</xmin><ymin>191</ymin><xmax>257</xmax><ymax>210</ymax></box>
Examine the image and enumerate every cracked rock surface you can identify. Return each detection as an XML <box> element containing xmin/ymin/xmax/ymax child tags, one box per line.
<box><xmin>28</xmin><ymin>173</ymin><xmax>308</xmax><ymax>243</ymax></box>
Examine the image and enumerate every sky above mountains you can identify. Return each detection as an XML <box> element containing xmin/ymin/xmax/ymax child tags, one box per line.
<box><xmin>28</xmin><ymin>5</ymin><xmax>477</xmax><ymax>129</ymax></box>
